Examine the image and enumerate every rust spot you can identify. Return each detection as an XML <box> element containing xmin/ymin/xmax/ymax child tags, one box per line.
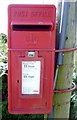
<box><xmin>66</xmin><ymin>101</ymin><xmax>70</xmax><ymax>104</ymax></box>
<box><xmin>57</xmin><ymin>104</ymin><xmax>61</xmax><ymax>106</ymax></box>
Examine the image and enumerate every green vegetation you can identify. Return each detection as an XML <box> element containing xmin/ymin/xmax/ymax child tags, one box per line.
<box><xmin>70</xmin><ymin>68</ymin><xmax>77</xmax><ymax>119</ymax></box>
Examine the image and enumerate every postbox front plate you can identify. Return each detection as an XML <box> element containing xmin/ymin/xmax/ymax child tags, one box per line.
<box><xmin>8</xmin><ymin>4</ymin><xmax>56</xmax><ymax>114</ymax></box>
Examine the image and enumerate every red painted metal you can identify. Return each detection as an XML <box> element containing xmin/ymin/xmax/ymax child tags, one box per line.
<box><xmin>8</xmin><ymin>47</ymin><xmax>77</xmax><ymax>52</ymax></box>
<box><xmin>8</xmin><ymin>4</ymin><xmax>56</xmax><ymax>114</ymax></box>
<box><xmin>54</xmin><ymin>82</ymin><xmax>76</xmax><ymax>93</ymax></box>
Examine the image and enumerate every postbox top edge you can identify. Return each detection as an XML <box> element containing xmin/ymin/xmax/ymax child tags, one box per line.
<box><xmin>8</xmin><ymin>4</ymin><xmax>56</xmax><ymax>10</ymax></box>
<box><xmin>8</xmin><ymin>4</ymin><xmax>56</xmax><ymax>25</ymax></box>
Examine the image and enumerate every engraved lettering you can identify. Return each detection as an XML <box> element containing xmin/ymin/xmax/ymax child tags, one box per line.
<box><xmin>13</xmin><ymin>10</ymin><xmax>28</xmax><ymax>17</ymax></box>
<box><xmin>25</xmin><ymin>34</ymin><xmax>38</xmax><ymax>45</ymax></box>
<box><xmin>13</xmin><ymin>9</ymin><xmax>51</xmax><ymax>18</ymax></box>
<box><xmin>31</xmin><ymin>10</ymin><xmax>51</xmax><ymax>17</ymax></box>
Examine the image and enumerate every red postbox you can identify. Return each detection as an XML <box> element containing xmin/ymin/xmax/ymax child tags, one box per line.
<box><xmin>8</xmin><ymin>4</ymin><xmax>56</xmax><ymax>114</ymax></box>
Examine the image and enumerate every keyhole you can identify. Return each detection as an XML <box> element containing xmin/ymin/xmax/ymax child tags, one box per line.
<box><xmin>17</xmin><ymin>80</ymin><xmax>19</xmax><ymax>83</ymax></box>
<box><xmin>45</xmin><ymin>102</ymin><xmax>47</xmax><ymax>106</ymax></box>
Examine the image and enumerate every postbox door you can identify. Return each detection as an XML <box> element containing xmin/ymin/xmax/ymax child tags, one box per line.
<box><xmin>8</xmin><ymin>50</ymin><xmax>54</xmax><ymax>114</ymax></box>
